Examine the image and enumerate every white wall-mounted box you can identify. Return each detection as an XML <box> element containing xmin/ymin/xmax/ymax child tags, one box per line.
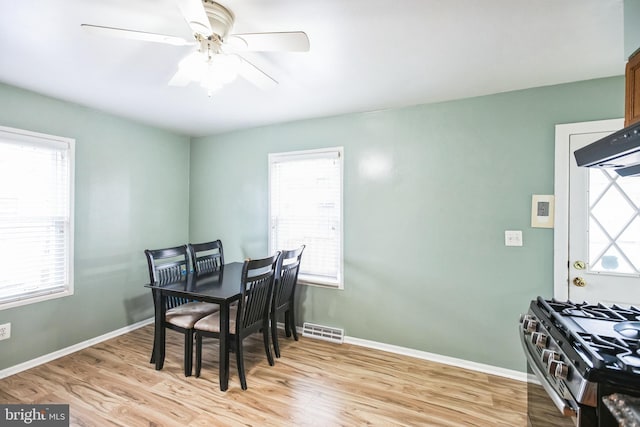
<box><xmin>531</xmin><ymin>195</ymin><xmax>554</xmax><ymax>228</ymax></box>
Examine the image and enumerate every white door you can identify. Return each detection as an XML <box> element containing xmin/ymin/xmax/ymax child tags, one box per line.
<box><xmin>555</xmin><ymin>119</ymin><xmax>640</xmax><ymax>307</ymax></box>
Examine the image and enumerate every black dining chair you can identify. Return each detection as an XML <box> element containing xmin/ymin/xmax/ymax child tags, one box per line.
<box><xmin>271</xmin><ymin>245</ymin><xmax>305</xmax><ymax>359</ymax></box>
<box><xmin>145</xmin><ymin>245</ymin><xmax>220</xmax><ymax>377</ymax></box>
<box><xmin>188</xmin><ymin>240</ymin><xmax>224</xmax><ymax>274</ymax></box>
<box><xmin>194</xmin><ymin>252</ymin><xmax>281</xmax><ymax>390</ymax></box>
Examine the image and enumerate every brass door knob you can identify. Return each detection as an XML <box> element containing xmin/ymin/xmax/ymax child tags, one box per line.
<box><xmin>573</xmin><ymin>277</ymin><xmax>586</xmax><ymax>287</ymax></box>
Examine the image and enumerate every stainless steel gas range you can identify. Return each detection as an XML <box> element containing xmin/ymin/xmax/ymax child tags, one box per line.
<box><xmin>519</xmin><ymin>297</ymin><xmax>640</xmax><ymax>427</ymax></box>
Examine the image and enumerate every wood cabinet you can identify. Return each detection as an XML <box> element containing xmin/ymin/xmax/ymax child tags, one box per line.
<box><xmin>626</xmin><ymin>49</ymin><xmax>640</xmax><ymax>126</ymax></box>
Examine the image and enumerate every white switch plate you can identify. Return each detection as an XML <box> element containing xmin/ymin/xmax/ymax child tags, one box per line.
<box><xmin>505</xmin><ymin>230</ymin><xmax>523</xmax><ymax>246</ymax></box>
<box><xmin>0</xmin><ymin>322</ymin><xmax>10</xmax><ymax>340</ymax></box>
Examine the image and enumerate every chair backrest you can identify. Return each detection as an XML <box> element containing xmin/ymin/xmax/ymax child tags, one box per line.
<box><xmin>188</xmin><ymin>240</ymin><xmax>224</xmax><ymax>274</ymax></box>
<box><xmin>273</xmin><ymin>245</ymin><xmax>305</xmax><ymax>311</ymax></box>
<box><xmin>144</xmin><ymin>245</ymin><xmax>191</xmax><ymax>309</ymax></box>
<box><xmin>236</xmin><ymin>252</ymin><xmax>281</xmax><ymax>337</ymax></box>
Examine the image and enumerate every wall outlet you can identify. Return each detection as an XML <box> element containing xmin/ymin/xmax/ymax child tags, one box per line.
<box><xmin>0</xmin><ymin>323</ymin><xmax>11</xmax><ymax>341</ymax></box>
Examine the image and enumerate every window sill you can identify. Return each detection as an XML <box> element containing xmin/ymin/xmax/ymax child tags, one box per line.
<box><xmin>0</xmin><ymin>288</ymin><xmax>73</xmax><ymax>311</ymax></box>
<box><xmin>298</xmin><ymin>277</ymin><xmax>343</xmax><ymax>290</ymax></box>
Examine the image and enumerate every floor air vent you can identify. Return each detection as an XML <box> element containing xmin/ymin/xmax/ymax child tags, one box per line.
<box><xmin>302</xmin><ymin>322</ymin><xmax>344</xmax><ymax>344</ymax></box>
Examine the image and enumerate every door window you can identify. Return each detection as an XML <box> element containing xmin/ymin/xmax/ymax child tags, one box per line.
<box><xmin>588</xmin><ymin>168</ymin><xmax>640</xmax><ymax>275</ymax></box>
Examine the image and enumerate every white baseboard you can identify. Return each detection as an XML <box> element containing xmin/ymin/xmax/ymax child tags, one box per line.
<box><xmin>0</xmin><ymin>318</ymin><xmax>153</xmax><ymax>379</ymax></box>
<box><xmin>343</xmin><ymin>336</ymin><xmax>529</xmax><ymax>382</ymax></box>
<box><xmin>4</xmin><ymin>320</ymin><xmax>531</xmax><ymax>384</ymax></box>
<box><xmin>282</xmin><ymin>323</ymin><xmax>529</xmax><ymax>382</ymax></box>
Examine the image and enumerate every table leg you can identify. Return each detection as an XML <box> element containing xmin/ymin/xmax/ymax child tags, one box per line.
<box><xmin>154</xmin><ymin>290</ymin><xmax>166</xmax><ymax>370</ymax></box>
<box><xmin>219</xmin><ymin>302</ymin><xmax>229</xmax><ymax>391</ymax></box>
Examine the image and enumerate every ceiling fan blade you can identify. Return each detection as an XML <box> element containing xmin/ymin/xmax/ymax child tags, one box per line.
<box><xmin>237</xmin><ymin>56</ymin><xmax>277</xmax><ymax>89</ymax></box>
<box><xmin>80</xmin><ymin>24</ymin><xmax>194</xmax><ymax>46</ymax></box>
<box><xmin>175</xmin><ymin>0</ymin><xmax>213</xmax><ymax>37</ymax></box>
<box><xmin>227</xmin><ymin>32</ymin><xmax>310</xmax><ymax>52</ymax></box>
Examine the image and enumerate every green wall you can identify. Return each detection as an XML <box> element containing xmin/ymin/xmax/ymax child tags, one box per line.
<box><xmin>189</xmin><ymin>76</ymin><xmax>624</xmax><ymax>371</ymax></box>
<box><xmin>625</xmin><ymin>0</ymin><xmax>640</xmax><ymax>57</ymax></box>
<box><xmin>0</xmin><ymin>83</ymin><xmax>190</xmax><ymax>371</ymax></box>
<box><xmin>0</xmin><ymin>75</ymin><xmax>625</xmax><ymax>374</ymax></box>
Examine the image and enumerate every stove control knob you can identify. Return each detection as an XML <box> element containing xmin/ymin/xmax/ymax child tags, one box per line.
<box><xmin>542</xmin><ymin>349</ymin><xmax>559</xmax><ymax>364</ymax></box>
<box><xmin>532</xmin><ymin>332</ymin><xmax>548</xmax><ymax>348</ymax></box>
<box><xmin>523</xmin><ymin>318</ymin><xmax>538</xmax><ymax>333</ymax></box>
<box><xmin>554</xmin><ymin>362</ymin><xmax>569</xmax><ymax>380</ymax></box>
<box><xmin>519</xmin><ymin>314</ymin><xmax>531</xmax><ymax>324</ymax></box>
<box><xmin>519</xmin><ymin>314</ymin><xmax>538</xmax><ymax>333</ymax></box>
<box><xmin>547</xmin><ymin>359</ymin><xmax>560</xmax><ymax>376</ymax></box>
<box><xmin>530</xmin><ymin>332</ymin><xmax>540</xmax><ymax>344</ymax></box>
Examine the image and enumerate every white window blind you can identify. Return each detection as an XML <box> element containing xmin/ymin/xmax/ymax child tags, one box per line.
<box><xmin>0</xmin><ymin>126</ymin><xmax>74</xmax><ymax>309</ymax></box>
<box><xmin>269</xmin><ymin>147</ymin><xmax>343</xmax><ymax>288</ymax></box>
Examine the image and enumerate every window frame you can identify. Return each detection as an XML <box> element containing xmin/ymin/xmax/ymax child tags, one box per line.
<box><xmin>268</xmin><ymin>147</ymin><xmax>344</xmax><ymax>289</ymax></box>
<box><xmin>0</xmin><ymin>125</ymin><xmax>75</xmax><ymax>310</ymax></box>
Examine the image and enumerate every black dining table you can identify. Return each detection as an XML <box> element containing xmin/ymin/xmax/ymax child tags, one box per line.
<box><xmin>145</xmin><ymin>262</ymin><xmax>244</xmax><ymax>391</ymax></box>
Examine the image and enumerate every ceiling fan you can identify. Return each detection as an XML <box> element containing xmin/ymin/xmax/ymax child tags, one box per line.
<box><xmin>81</xmin><ymin>0</ymin><xmax>310</xmax><ymax>95</ymax></box>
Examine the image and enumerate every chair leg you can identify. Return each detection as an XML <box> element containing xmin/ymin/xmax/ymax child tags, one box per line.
<box><xmin>195</xmin><ymin>332</ymin><xmax>202</xmax><ymax>378</ymax></box>
<box><xmin>184</xmin><ymin>330</ymin><xmax>193</xmax><ymax>377</ymax></box>
<box><xmin>150</xmin><ymin>336</ymin><xmax>156</xmax><ymax>363</ymax></box>
<box><xmin>271</xmin><ymin>312</ymin><xmax>281</xmax><ymax>359</ymax></box>
<box><xmin>236</xmin><ymin>340</ymin><xmax>247</xmax><ymax>390</ymax></box>
<box><xmin>284</xmin><ymin>313</ymin><xmax>292</xmax><ymax>338</ymax></box>
<box><xmin>264</xmin><ymin>321</ymin><xmax>274</xmax><ymax>366</ymax></box>
<box><xmin>288</xmin><ymin>308</ymin><xmax>299</xmax><ymax>341</ymax></box>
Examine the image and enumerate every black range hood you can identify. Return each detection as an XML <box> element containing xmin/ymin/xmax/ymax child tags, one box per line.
<box><xmin>574</xmin><ymin>120</ymin><xmax>640</xmax><ymax>177</ymax></box>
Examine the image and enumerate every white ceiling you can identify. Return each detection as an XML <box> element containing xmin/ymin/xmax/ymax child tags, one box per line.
<box><xmin>0</xmin><ymin>0</ymin><xmax>625</xmax><ymax>137</ymax></box>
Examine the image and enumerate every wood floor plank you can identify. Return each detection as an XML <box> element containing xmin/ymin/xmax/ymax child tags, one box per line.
<box><xmin>0</xmin><ymin>325</ymin><xmax>528</xmax><ymax>426</ymax></box>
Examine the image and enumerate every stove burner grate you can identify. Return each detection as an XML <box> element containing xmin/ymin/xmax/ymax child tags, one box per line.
<box><xmin>577</xmin><ymin>332</ymin><xmax>640</xmax><ymax>373</ymax></box>
<box><xmin>545</xmin><ymin>299</ymin><xmax>640</xmax><ymax>321</ymax></box>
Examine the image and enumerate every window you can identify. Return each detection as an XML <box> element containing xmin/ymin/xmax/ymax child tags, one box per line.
<box><xmin>269</xmin><ymin>147</ymin><xmax>343</xmax><ymax>288</ymax></box>
<box><xmin>587</xmin><ymin>168</ymin><xmax>640</xmax><ymax>274</ymax></box>
<box><xmin>0</xmin><ymin>126</ymin><xmax>75</xmax><ymax>309</ymax></box>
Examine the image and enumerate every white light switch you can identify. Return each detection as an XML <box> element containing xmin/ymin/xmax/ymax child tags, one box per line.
<box><xmin>505</xmin><ymin>230</ymin><xmax>523</xmax><ymax>246</ymax></box>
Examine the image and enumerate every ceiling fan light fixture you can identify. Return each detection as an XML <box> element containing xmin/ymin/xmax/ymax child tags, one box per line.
<box><xmin>208</xmin><ymin>54</ymin><xmax>241</xmax><ymax>84</ymax></box>
<box><xmin>177</xmin><ymin>51</ymin><xmax>207</xmax><ymax>82</ymax></box>
<box><xmin>199</xmin><ymin>54</ymin><xmax>239</xmax><ymax>96</ymax></box>
<box><xmin>177</xmin><ymin>50</ymin><xmax>240</xmax><ymax>94</ymax></box>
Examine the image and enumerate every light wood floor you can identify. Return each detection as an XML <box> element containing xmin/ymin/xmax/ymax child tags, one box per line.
<box><xmin>0</xmin><ymin>325</ymin><xmax>527</xmax><ymax>426</ymax></box>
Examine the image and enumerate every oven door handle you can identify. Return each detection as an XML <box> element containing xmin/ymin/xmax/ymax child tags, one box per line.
<box><xmin>519</xmin><ymin>331</ymin><xmax>577</xmax><ymax>418</ymax></box>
